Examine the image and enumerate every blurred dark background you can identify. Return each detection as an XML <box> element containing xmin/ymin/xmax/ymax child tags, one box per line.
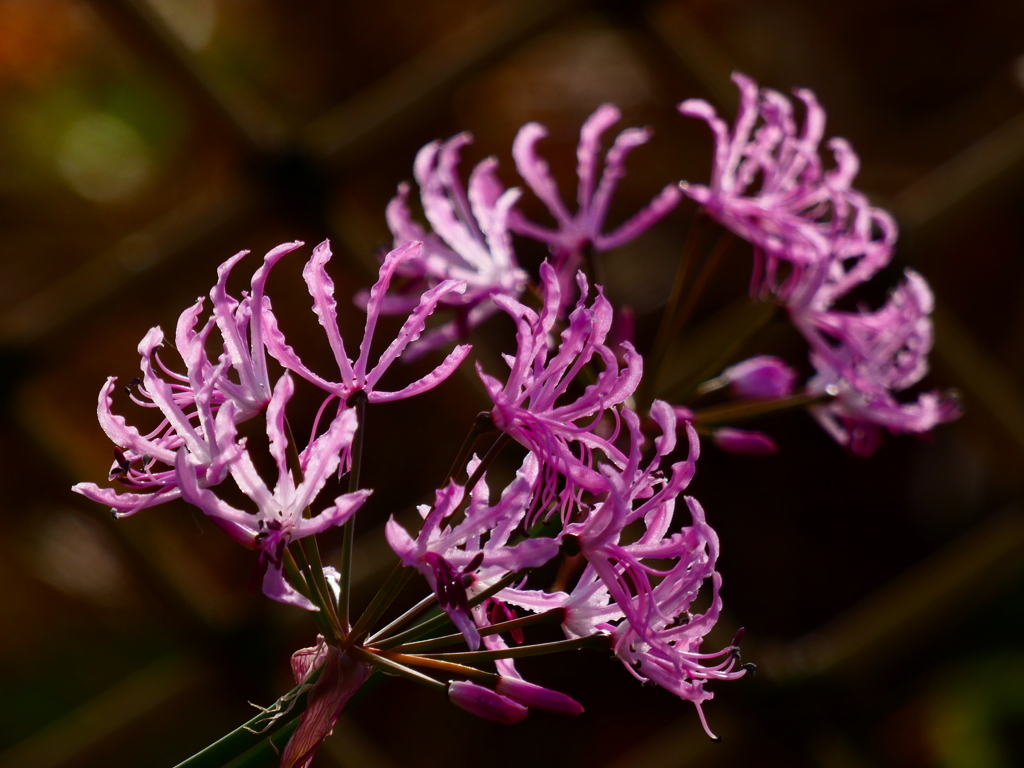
<box><xmin>2</xmin><ymin>1</ymin><xmax>1024</xmax><ymax>766</ymax></box>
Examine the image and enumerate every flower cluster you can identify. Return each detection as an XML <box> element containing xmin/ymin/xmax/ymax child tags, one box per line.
<box><xmin>74</xmin><ymin>74</ymin><xmax>957</xmax><ymax>768</ymax></box>
<box><xmin>679</xmin><ymin>73</ymin><xmax>959</xmax><ymax>455</ymax></box>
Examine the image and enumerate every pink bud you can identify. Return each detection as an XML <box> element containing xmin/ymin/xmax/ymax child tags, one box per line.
<box><xmin>712</xmin><ymin>427</ymin><xmax>778</xmax><ymax>456</ymax></box>
<box><xmin>495</xmin><ymin>677</ymin><xmax>584</xmax><ymax>716</ymax></box>
<box><xmin>448</xmin><ymin>681</ymin><xmax>528</xmax><ymax>724</ymax></box>
<box><xmin>672</xmin><ymin>405</ymin><xmax>696</xmax><ymax>426</ymax></box>
<box><xmin>722</xmin><ymin>356</ymin><xmax>797</xmax><ymax>400</ymax></box>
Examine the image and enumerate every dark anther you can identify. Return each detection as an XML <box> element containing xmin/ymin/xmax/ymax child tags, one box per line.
<box><xmin>741</xmin><ymin>663</ymin><xmax>757</xmax><ymax>676</ymax></box>
<box><xmin>345</xmin><ymin>389</ymin><xmax>368</xmax><ymax>408</ymax></box>
<box><xmin>112</xmin><ymin>448</ymin><xmax>131</xmax><ymax>475</ymax></box>
<box><xmin>561</xmin><ymin>534</ymin><xmax>581</xmax><ymax>557</ymax></box>
<box><xmin>110</xmin><ymin>510</ymin><xmax>119</xmax><ymax>519</ymax></box>
<box><xmin>475</xmin><ymin>411</ymin><xmax>495</xmax><ymax>433</ymax></box>
<box><xmin>710</xmin><ymin>735</ymin><xmax>722</xmax><ymax>744</ymax></box>
<box><xmin>466</xmin><ymin>552</ymin><xmax>485</xmax><ymax>572</ymax></box>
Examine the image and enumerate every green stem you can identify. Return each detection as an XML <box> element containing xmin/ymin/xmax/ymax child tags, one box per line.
<box><xmin>285</xmin><ymin>547</ymin><xmax>333</xmax><ymax>640</ymax></box>
<box><xmin>221</xmin><ymin>717</ymin><xmax>299</xmax><ymax>768</ymax></box>
<box><xmin>377</xmin><ymin>651</ymin><xmax>497</xmax><ymax>684</ymax></box>
<box><xmin>301</xmin><ymin>535</ymin><xmax>344</xmax><ymax>637</ymax></box>
<box><xmin>387</xmin><ymin>609</ymin><xmax>566</xmax><ymax>653</ymax></box>
<box><xmin>660</xmin><ymin>299</ymin><xmax>777</xmax><ymax>403</ymax></box>
<box><xmin>345</xmin><ymin>562</ymin><xmax>412</xmax><ymax>646</ymax></box>
<box><xmin>671</xmin><ymin>231</ymin><xmax>735</xmax><ymax>344</ymax></box>
<box><xmin>339</xmin><ymin>390</ymin><xmax>368</xmax><ymax>631</ymax></box>
<box><xmin>365</xmin><ymin>593</ymin><xmax>438</xmax><ymax>645</ymax></box>
<box><xmin>171</xmin><ymin>668</ymin><xmax>322</xmax><ymax>768</ymax></box>
<box><xmin>691</xmin><ymin>392</ymin><xmax>829</xmax><ymax>427</ymax></box>
<box><xmin>348</xmin><ymin>646</ymin><xmax>447</xmax><ymax>691</ymax></box>
<box><xmin>414</xmin><ymin>632</ymin><xmax>611</xmax><ymax>663</ymax></box>
<box><xmin>581</xmin><ymin>242</ymin><xmax>606</xmax><ymax>289</ymax></box>
<box><xmin>373</xmin><ymin>570</ymin><xmax>525</xmax><ymax>649</ymax></box>
<box><xmin>463</xmin><ymin>433</ymin><xmax>512</xmax><ymax>496</ymax></box>
<box><xmin>445</xmin><ymin>412</ymin><xmax>496</xmax><ymax>484</ymax></box>
<box><xmin>644</xmin><ymin>212</ymin><xmax>708</xmax><ymax>403</ymax></box>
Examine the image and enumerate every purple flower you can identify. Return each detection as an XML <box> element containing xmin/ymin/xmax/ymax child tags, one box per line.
<box><xmin>801</xmin><ymin>270</ymin><xmax>961</xmax><ymax>456</ymax></box>
<box><xmin>711</xmin><ymin>427</ymin><xmax>778</xmax><ymax>456</ymax></box>
<box><xmin>680</xmin><ymin>74</ymin><xmax>959</xmax><ymax>453</ymax></box>
<box><xmin>477</xmin><ymin>261</ymin><xmax>642</xmax><ymax>519</ymax></box>
<box><xmin>282</xmin><ymin>637</ymin><xmax>371</xmax><ymax>768</ymax></box>
<box><xmin>374</xmin><ymin>133</ymin><xmax>529</xmax><ymax>358</ymax></box>
<box><xmin>510</xmin><ymin>104</ymin><xmax>681</xmax><ymax>295</ymax></box>
<box><xmin>385</xmin><ymin>453</ymin><xmax>560</xmax><ymax>648</ymax></box>
<box><xmin>678</xmin><ymin>73</ymin><xmax>896</xmax><ymax>303</ymax></box>
<box><xmin>719</xmin><ymin>355</ymin><xmax>798</xmax><ymax>400</ymax></box>
<box><xmin>177</xmin><ymin>373</ymin><xmax>371</xmax><ymax>610</ymax></box>
<box><xmin>499</xmin><ymin>402</ymin><xmax>746</xmax><ymax>737</ymax></box>
<box><xmin>71</xmin><ymin>243</ymin><xmax>304</xmax><ymax>516</ymax></box>
<box><xmin>448</xmin><ymin>681</ymin><xmax>528</xmax><ymax>724</ymax></box>
<box><xmin>263</xmin><ymin>239</ymin><xmax>473</xmax><ymax>404</ymax></box>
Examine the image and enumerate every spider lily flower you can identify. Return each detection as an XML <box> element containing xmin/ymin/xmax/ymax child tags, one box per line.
<box><xmin>477</xmin><ymin>262</ymin><xmax>642</xmax><ymax>520</ymax></box>
<box><xmin>373</xmin><ymin>133</ymin><xmax>529</xmax><ymax>359</ymax></box>
<box><xmin>677</xmin><ymin>72</ymin><xmax>896</xmax><ymax>304</ymax></box>
<box><xmin>499</xmin><ymin>403</ymin><xmax>745</xmax><ymax>737</ymax></box>
<box><xmin>680</xmin><ymin>74</ymin><xmax>959</xmax><ymax>453</ymax></box>
<box><xmin>72</xmin><ymin>242</ymin><xmax>305</xmax><ymax>516</ymax></box>
<box><xmin>262</xmin><ymin>239</ymin><xmax>473</xmax><ymax>404</ymax></box>
<box><xmin>282</xmin><ymin>637</ymin><xmax>372</xmax><ymax>768</ymax></box>
<box><xmin>510</xmin><ymin>104</ymin><xmax>681</xmax><ymax>290</ymax></box>
<box><xmin>177</xmin><ymin>373</ymin><xmax>371</xmax><ymax>610</ymax></box>
<box><xmin>801</xmin><ymin>270</ymin><xmax>961</xmax><ymax>456</ymax></box>
<box><xmin>385</xmin><ymin>453</ymin><xmax>560</xmax><ymax>649</ymax></box>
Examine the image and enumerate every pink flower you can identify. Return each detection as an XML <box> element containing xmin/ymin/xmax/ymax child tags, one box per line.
<box><xmin>678</xmin><ymin>73</ymin><xmax>895</xmax><ymax>303</ymax></box>
<box><xmin>374</xmin><ymin>133</ymin><xmax>529</xmax><ymax>358</ymax></box>
<box><xmin>263</xmin><ymin>239</ymin><xmax>473</xmax><ymax>404</ymax></box>
<box><xmin>385</xmin><ymin>453</ymin><xmax>560</xmax><ymax>648</ymax></box>
<box><xmin>477</xmin><ymin>262</ymin><xmax>642</xmax><ymax>519</ymax></box>
<box><xmin>499</xmin><ymin>403</ymin><xmax>746</xmax><ymax>738</ymax></box>
<box><xmin>177</xmin><ymin>374</ymin><xmax>371</xmax><ymax>610</ymax></box>
<box><xmin>680</xmin><ymin>74</ymin><xmax>959</xmax><ymax>454</ymax></box>
<box><xmin>719</xmin><ymin>355</ymin><xmax>798</xmax><ymax>400</ymax></box>
<box><xmin>71</xmin><ymin>243</ymin><xmax>304</xmax><ymax>516</ymax></box>
<box><xmin>510</xmin><ymin>104</ymin><xmax>681</xmax><ymax>298</ymax></box>
<box><xmin>801</xmin><ymin>270</ymin><xmax>961</xmax><ymax>456</ymax></box>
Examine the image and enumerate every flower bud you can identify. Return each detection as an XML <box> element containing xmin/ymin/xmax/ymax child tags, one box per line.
<box><xmin>721</xmin><ymin>356</ymin><xmax>797</xmax><ymax>400</ymax></box>
<box><xmin>495</xmin><ymin>677</ymin><xmax>584</xmax><ymax>716</ymax></box>
<box><xmin>448</xmin><ymin>681</ymin><xmax>528</xmax><ymax>724</ymax></box>
<box><xmin>672</xmin><ymin>405</ymin><xmax>696</xmax><ymax>426</ymax></box>
<box><xmin>712</xmin><ymin>427</ymin><xmax>778</xmax><ymax>456</ymax></box>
